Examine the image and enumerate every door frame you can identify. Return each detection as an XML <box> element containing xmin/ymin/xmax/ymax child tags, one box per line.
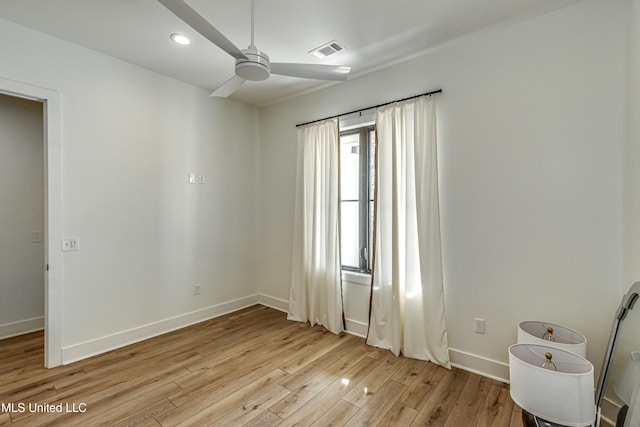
<box><xmin>0</xmin><ymin>78</ymin><xmax>62</xmax><ymax>368</ymax></box>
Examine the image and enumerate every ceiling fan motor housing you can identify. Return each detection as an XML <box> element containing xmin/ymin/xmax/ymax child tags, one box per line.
<box><xmin>236</xmin><ymin>46</ymin><xmax>270</xmax><ymax>81</ymax></box>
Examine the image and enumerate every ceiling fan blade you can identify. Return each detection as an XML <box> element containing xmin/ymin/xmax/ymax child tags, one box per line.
<box><xmin>211</xmin><ymin>75</ymin><xmax>246</xmax><ymax>97</ymax></box>
<box><xmin>157</xmin><ymin>0</ymin><xmax>247</xmax><ymax>60</ymax></box>
<box><xmin>270</xmin><ymin>63</ymin><xmax>351</xmax><ymax>81</ymax></box>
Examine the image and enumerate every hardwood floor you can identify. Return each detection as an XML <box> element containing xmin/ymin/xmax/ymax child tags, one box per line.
<box><xmin>0</xmin><ymin>306</ymin><xmax>524</xmax><ymax>426</ymax></box>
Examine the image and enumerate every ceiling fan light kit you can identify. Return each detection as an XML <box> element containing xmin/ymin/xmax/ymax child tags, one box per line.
<box><xmin>236</xmin><ymin>46</ymin><xmax>270</xmax><ymax>81</ymax></box>
<box><xmin>157</xmin><ymin>0</ymin><xmax>351</xmax><ymax>97</ymax></box>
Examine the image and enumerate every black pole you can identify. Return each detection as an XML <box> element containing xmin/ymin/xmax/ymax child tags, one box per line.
<box><xmin>295</xmin><ymin>89</ymin><xmax>442</xmax><ymax>128</ymax></box>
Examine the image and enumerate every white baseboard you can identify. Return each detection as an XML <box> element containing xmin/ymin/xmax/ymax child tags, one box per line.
<box><xmin>257</xmin><ymin>293</ymin><xmax>368</xmax><ymax>338</ymax></box>
<box><xmin>256</xmin><ymin>294</ymin><xmax>509</xmax><ymax>383</ymax></box>
<box><xmin>0</xmin><ymin>316</ymin><xmax>44</xmax><ymax>339</ymax></box>
<box><xmin>599</xmin><ymin>395</ymin><xmax>620</xmax><ymax>427</ymax></box>
<box><xmin>345</xmin><ymin>318</ymin><xmax>368</xmax><ymax>338</ymax></box>
<box><xmin>57</xmin><ymin>292</ymin><xmax>510</xmax><ymax>386</ymax></box>
<box><xmin>61</xmin><ymin>294</ymin><xmax>260</xmax><ymax>364</ymax></box>
<box><xmin>258</xmin><ymin>293</ymin><xmax>289</xmax><ymax>312</ymax></box>
<box><xmin>449</xmin><ymin>348</ymin><xmax>510</xmax><ymax>383</ymax></box>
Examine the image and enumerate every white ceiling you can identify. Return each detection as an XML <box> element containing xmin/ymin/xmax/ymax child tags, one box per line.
<box><xmin>0</xmin><ymin>0</ymin><xmax>583</xmax><ymax>106</ymax></box>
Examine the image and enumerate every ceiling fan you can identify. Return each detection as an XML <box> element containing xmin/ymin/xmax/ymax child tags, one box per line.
<box><xmin>157</xmin><ymin>0</ymin><xmax>352</xmax><ymax>97</ymax></box>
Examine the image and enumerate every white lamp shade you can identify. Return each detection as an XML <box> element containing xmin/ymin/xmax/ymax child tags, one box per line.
<box><xmin>614</xmin><ymin>351</ymin><xmax>640</xmax><ymax>405</ymax></box>
<box><xmin>509</xmin><ymin>343</ymin><xmax>595</xmax><ymax>426</ymax></box>
<box><xmin>518</xmin><ymin>321</ymin><xmax>587</xmax><ymax>358</ymax></box>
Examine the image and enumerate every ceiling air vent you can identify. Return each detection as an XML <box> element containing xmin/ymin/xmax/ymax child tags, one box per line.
<box><xmin>310</xmin><ymin>40</ymin><xmax>345</xmax><ymax>59</ymax></box>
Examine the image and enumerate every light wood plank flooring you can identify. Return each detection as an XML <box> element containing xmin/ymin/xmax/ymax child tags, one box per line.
<box><xmin>0</xmin><ymin>305</ymin><xmax>524</xmax><ymax>426</ymax></box>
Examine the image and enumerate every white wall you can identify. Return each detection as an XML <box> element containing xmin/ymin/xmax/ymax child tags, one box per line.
<box><xmin>0</xmin><ymin>19</ymin><xmax>260</xmax><ymax>362</ymax></box>
<box><xmin>258</xmin><ymin>0</ymin><xmax>625</xmax><ymax>379</ymax></box>
<box><xmin>0</xmin><ymin>0</ymin><xmax>631</xmax><ymax>377</ymax></box>
<box><xmin>0</xmin><ymin>93</ymin><xmax>44</xmax><ymax>338</ymax></box>
<box><xmin>624</xmin><ymin>0</ymin><xmax>640</xmax><ymax>287</ymax></box>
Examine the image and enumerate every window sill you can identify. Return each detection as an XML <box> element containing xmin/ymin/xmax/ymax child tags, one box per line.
<box><xmin>342</xmin><ymin>270</ymin><xmax>371</xmax><ymax>286</ymax></box>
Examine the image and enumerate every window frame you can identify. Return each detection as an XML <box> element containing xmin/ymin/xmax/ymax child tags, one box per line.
<box><xmin>340</xmin><ymin>124</ymin><xmax>375</xmax><ymax>274</ymax></box>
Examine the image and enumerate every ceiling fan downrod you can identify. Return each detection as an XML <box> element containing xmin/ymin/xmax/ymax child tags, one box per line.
<box><xmin>235</xmin><ymin>0</ymin><xmax>270</xmax><ymax>82</ymax></box>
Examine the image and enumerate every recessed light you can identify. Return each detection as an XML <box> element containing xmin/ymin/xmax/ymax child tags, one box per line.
<box><xmin>170</xmin><ymin>33</ymin><xmax>191</xmax><ymax>46</ymax></box>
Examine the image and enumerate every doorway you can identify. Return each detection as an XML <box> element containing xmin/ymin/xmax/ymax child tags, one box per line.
<box><xmin>0</xmin><ymin>78</ymin><xmax>62</xmax><ymax>368</ymax></box>
<box><xmin>0</xmin><ymin>93</ymin><xmax>44</xmax><ymax>344</ymax></box>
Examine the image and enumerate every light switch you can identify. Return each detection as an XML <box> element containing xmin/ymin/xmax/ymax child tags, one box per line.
<box><xmin>62</xmin><ymin>237</ymin><xmax>80</xmax><ymax>252</ymax></box>
<box><xmin>188</xmin><ymin>173</ymin><xmax>196</xmax><ymax>184</ymax></box>
<box><xmin>32</xmin><ymin>231</ymin><xmax>43</xmax><ymax>243</ymax></box>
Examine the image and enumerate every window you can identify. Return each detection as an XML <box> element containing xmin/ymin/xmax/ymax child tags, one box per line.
<box><xmin>340</xmin><ymin>125</ymin><xmax>375</xmax><ymax>273</ymax></box>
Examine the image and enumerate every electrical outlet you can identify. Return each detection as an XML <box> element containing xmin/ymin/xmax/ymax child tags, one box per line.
<box><xmin>197</xmin><ymin>174</ymin><xmax>205</xmax><ymax>184</ymax></box>
<box><xmin>62</xmin><ymin>237</ymin><xmax>80</xmax><ymax>252</ymax></box>
<box><xmin>194</xmin><ymin>283</ymin><xmax>201</xmax><ymax>295</ymax></box>
<box><xmin>474</xmin><ymin>318</ymin><xmax>485</xmax><ymax>334</ymax></box>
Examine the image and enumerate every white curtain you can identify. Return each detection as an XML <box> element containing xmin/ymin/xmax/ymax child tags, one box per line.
<box><xmin>288</xmin><ymin>119</ymin><xmax>344</xmax><ymax>335</ymax></box>
<box><xmin>366</xmin><ymin>96</ymin><xmax>450</xmax><ymax>368</ymax></box>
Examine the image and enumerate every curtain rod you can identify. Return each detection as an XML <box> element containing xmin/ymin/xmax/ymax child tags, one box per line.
<box><xmin>295</xmin><ymin>88</ymin><xmax>442</xmax><ymax>128</ymax></box>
